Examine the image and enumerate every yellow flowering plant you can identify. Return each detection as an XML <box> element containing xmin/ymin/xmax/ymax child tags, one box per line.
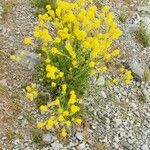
<box><xmin>11</xmin><ymin>0</ymin><xmax>133</xmax><ymax>138</ymax></box>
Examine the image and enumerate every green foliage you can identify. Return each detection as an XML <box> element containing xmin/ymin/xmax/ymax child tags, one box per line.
<box><xmin>1</xmin><ymin>2</ymin><xmax>15</xmax><ymax>20</ymax></box>
<box><xmin>31</xmin><ymin>129</ymin><xmax>44</xmax><ymax>147</ymax></box>
<box><xmin>31</xmin><ymin>0</ymin><xmax>57</xmax><ymax>15</ymax></box>
<box><xmin>119</xmin><ymin>13</ymin><xmax>127</xmax><ymax>23</ymax></box>
<box><xmin>48</xmin><ymin>52</ymin><xmax>90</xmax><ymax>96</ymax></box>
<box><xmin>135</xmin><ymin>26</ymin><xmax>150</xmax><ymax>47</ymax></box>
<box><xmin>138</xmin><ymin>93</ymin><xmax>146</xmax><ymax>103</ymax></box>
<box><xmin>31</xmin><ymin>0</ymin><xmax>51</xmax><ymax>8</ymax></box>
<box><xmin>35</xmin><ymin>93</ymin><xmax>50</xmax><ymax>107</ymax></box>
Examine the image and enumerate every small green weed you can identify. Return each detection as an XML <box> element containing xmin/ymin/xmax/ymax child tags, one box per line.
<box><xmin>135</xmin><ymin>26</ymin><xmax>150</xmax><ymax>47</ymax></box>
<box><xmin>1</xmin><ymin>1</ymin><xmax>15</xmax><ymax>20</ymax></box>
<box><xmin>119</xmin><ymin>13</ymin><xmax>127</xmax><ymax>23</ymax></box>
<box><xmin>31</xmin><ymin>129</ymin><xmax>44</xmax><ymax>147</ymax></box>
<box><xmin>31</xmin><ymin>0</ymin><xmax>57</xmax><ymax>16</ymax></box>
<box><xmin>35</xmin><ymin>94</ymin><xmax>50</xmax><ymax>108</ymax></box>
<box><xmin>138</xmin><ymin>93</ymin><xmax>146</xmax><ymax>103</ymax></box>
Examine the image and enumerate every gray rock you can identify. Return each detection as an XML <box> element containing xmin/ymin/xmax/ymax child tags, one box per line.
<box><xmin>137</xmin><ymin>6</ymin><xmax>150</xmax><ymax>13</ymax></box>
<box><xmin>114</xmin><ymin>118</ymin><xmax>122</xmax><ymax>127</ymax></box>
<box><xmin>51</xmin><ymin>141</ymin><xmax>63</xmax><ymax>150</ymax></box>
<box><xmin>2</xmin><ymin>137</ymin><xmax>7</xmax><ymax>140</ymax></box>
<box><xmin>42</xmin><ymin>147</ymin><xmax>50</xmax><ymax>150</ymax></box>
<box><xmin>67</xmin><ymin>142</ymin><xmax>74</xmax><ymax>149</ymax></box>
<box><xmin>42</xmin><ymin>133</ymin><xmax>57</xmax><ymax>144</ymax></box>
<box><xmin>101</xmin><ymin>91</ymin><xmax>107</xmax><ymax>98</ymax></box>
<box><xmin>18</xmin><ymin>115</ymin><xmax>23</xmax><ymax>120</ymax></box>
<box><xmin>78</xmin><ymin>142</ymin><xmax>86</xmax><ymax>149</ymax></box>
<box><xmin>143</xmin><ymin>89</ymin><xmax>150</xmax><ymax>101</ymax></box>
<box><xmin>114</xmin><ymin>135</ymin><xmax>120</xmax><ymax>143</ymax></box>
<box><xmin>123</xmin><ymin>142</ymin><xmax>131</xmax><ymax>149</ymax></box>
<box><xmin>0</xmin><ymin>79</ymin><xmax>7</xmax><ymax>87</ymax></box>
<box><xmin>126</xmin><ymin>24</ymin><xmax>140</xmax><ymax>33</ymax></box>
<box><xmin>16</xmin><ymin>51</ymin><xmax>41</xmax><ymax>70</ymax></box>
<box><xmin>141</xmin><ymin>144</ymin><xmax>149</xmax><ymax>150</ymax></box>
<box><xmin>25</xmin><ymin>147</ymin><xmax>32</xmax><ymax>150</ymax></box>
<box><xmin>141</xmin><ymin>16</ymin><xmax>150</xmax><ymax>33</ymax></box>
<box><xmin>76</xmin><ymin>132</ymin><xmax>83</xmax><ymax>141</ymax></box>
<box><xmin>129</xmin><ymin>61</ymin><xmax>144</xmax><ymax>81</ymax></box>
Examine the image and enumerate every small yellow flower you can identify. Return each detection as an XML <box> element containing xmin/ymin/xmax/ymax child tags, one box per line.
<box><xmin>125</xmin><ymin>80</ymin><xmax>132</xmax><ymax>84</ymax></box>
<box><xmin>99</xmin><ymin>66</ymin><xmax>108</xmax><ymax>73</ymax></box>
<box><xmin>51</xmin><ymin>47</ymin><xmax>59</xmax><ymax>54</ymax></box>
<box><xmin>90</xmin><ymin>69</ymin><xmax>96</xmax><ymax>75</ymax></box>
<box><xmin>54</xmin><ymin>120</ymin><xmax>59</xmax><ymax>125</ymax></box>
<box><xmin>65</xmin><ymin>121</ymin><xmax>72</xmax><ymax>126</ymax></box>
<box><xmin>59</xmin><ymin>72</ymin><xmax>64</xmax><ymax>78</ymax></box>
<box><xmin>40</xmin><ymin>105</ymin><xmax>49</xmax><ymax>112</ymax></box>
<box><xmin>63</xmin><ymin>111</ymin><xmax>69</xmax><ymax>116</ymax></box>
<box><xmin>45</xmin><ymin>59</ymin><xmax>51</xmax><ymax>63</ymax></box>
<box><xmin>20</xmin><ymin>51</ymin><xmax>24</xmax><ymax>57</ymax></box>
<box><xmin>10</xmin><ymin>55</ymin><xmax>16</xmax><ymax>60</ymax></box>
<box><xmin>58</xmin><ymin>108</ymin><xmax>63</xmax><ymax>113</ymax></box>
<box><xmin>46</xmin><ymin>5</ymin><xmax>51</xmax><ymax>10</ymax></box>
<box><xmin>46</xmin><ymin>123</ymin><xmax>53</xmax><ymax>130</ymax></box>
<box><xmin>120</xmin><ymin>66</ymin><xmax>125</xmax><ymax>72</ymax></box>
<box><xmin>102</xmin><ymin>5</ymin><xmax>110</xmax><ymax>13</ymax></box>
<box><xmin>78</xmin><ymin>99</ymin><xmax>83</xmax><ymax>104</ymax></box>
<box><xmin>37</xmin><ymin>122</ymin><xmax>45</xmax><ymax>128</ymax></box>
<box><xmin>62</xmin><ymin>84</ymin><xmax>67</xmax><ymax>93</ymax></box>
<box><xmin>54</xmin><ymin>37</ymin><xmax>61</xmax><ymax>43</ymax></box>
<box><xmin>51</xmin><ymin>82</ymin><xmax>56</xmax><ymax>87</ymax></box>
<box><xmin>70</xmin><ymin>105</ymin><xmax>80</xmax><ymax>114</ymax></box>
<box><xmin>60</xmin><ymin>128</ymin><xmax>67</xmax><ymax>138</ymax></box>
<box><xmin>104</xmin><ymin>53</ymin><xmax>111</xmax><ymax>60</ymax></box>
<box><xmin>26</xmin><ymin>93</ymin><xmax>34</xmax><ymax>101</ymax></box>
<box><xmin>89</xmin><ymin>61</ymin><xmax>95</xmax><ymax>68</ymax></box>
<box><xmin>111</xmin><ymin>49</ymin><xmax>121</xmax><ymax>57</ymax></box>
<box><xmin>24</xmin><ymin>37</ymin><xmax>33</xmax><ymax>45</ymax></box>
<box><xmin>31</xmin><ymin>84</ymin><xmax>36</xmax><ymax>89</ymax></box>
<box><xmin>74</xmin><ymin>118</ymin><xmax>82</xmax><ymax>125</ymax></box>
<box><xmin>32</xmin><ymin>91</ymin><xmax>38</xmax><ymax>98</ymax></box>
<box><xmin>26</xmin><ymin>86</ymin><xmax>32</xmax><ymax>92</ymax></box>
<box><xmin>54</xmin><ymin>98</ymin><xmax>60</xmax><ymax>105</ymax></box>
<box><xmin>72</xmin><ymin>60</ymin><xmax>78</xmax><ymax>68</ymax></box>
<box><xmin>58</xmin><ymin>115</ymin><xmax>64</xmax><ymax>122</ymax></box>
<box><xmin>112</xmin><ymin>79</ymin><xmax>118</xmax><ymax>84</ymax></box>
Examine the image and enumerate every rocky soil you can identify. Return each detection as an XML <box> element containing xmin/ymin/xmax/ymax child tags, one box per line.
<box><xmin>0</xmin><ymin>0</ymin><xmax>150</xmax><ymax>150</ymax></box>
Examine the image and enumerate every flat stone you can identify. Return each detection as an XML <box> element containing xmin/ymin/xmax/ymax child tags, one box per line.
<box><xmin>129</xmin><ymin>61</ymin><xmax>144</xmax><ymax>81</ymax></box>
<box><xmin>137</xmin><ymin>6</ymin><xmax>150</xmax><ymax>13</ymax></box>
<box><xmin>51</xmin><ymin>141</ymin><xmax>63</xmax><ymax>150</ymax></box>
<box><xmin>114</xmin><ymin>118</ymin><xmax>122</xmax><ymax>127</ymax></box>
<box><xmin>141</xmin><ymin>144</ymin><xmax>149</xmax><ymax>150</ymax></box>
<box><xmin>2</xmin><ymin>137</ymin><xmax>7</xmax><ymax>140</ymax></box>
<box><xmin>18</xmin><ymin>115</ymin><xmax>23</xmax><ymax>120</ymax></box>
<box><xmin>101</xmin><ymin>91</ymin><xmax>107</xmax><ymax>98</ymax></box>
<box><xmin>42</xmin><ymin>133</ymin><xmax>57</xmax><ymax>144</ymax></box>
<box><xmin>16</xmin><ymin>51</ymin><xmax>41</xmax><ymax>70</ymax></box>
<box><xmin>78</xmin><ymin>142</ymin><xmax>86</xmax><ymax>149</ymax></box>
<box><xmin>76</xmin><ymin>132</ymin><xmax>83</xmax><ymax>141</ymax></box>
<box><xmin>0</xmin><ymin>79</ymin><xmax>7</xmax><ymax>87</ymax></box>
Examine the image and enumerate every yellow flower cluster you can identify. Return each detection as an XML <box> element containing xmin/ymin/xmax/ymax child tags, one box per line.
<box><xmin>46</xmin><ymin>64</ymin><xmax>64</xmax><ymax>79</ymax></box>
<box><xmin>123</xmin><ymin>70</ymin><xmax>133</xmax><ymax>84</ymax></box>
<box><xmin>24</xmin><ymin>37</ymin><xmax>33</xmax><ymax>45</ymax></box>
<box><xmin>37</xmin><ymin>90</ymin><xmax>82</xmax><ymax>137</ymax></box>
<box><xmin>26</xmin><ymin>84</ymin><xmax>38</xmax><ymax>101</ymax></box>
<box><xmin>29</xmin><ymin>0</ymin><xmax>123</xmax><ymax>72</ymax></box>
<box><xmin>10</xmin><ymin>51</ymin><xmax>25</xmax><ymax>62</ymax></box>
<box><xmin>21</xmin><ymin>0</ymin><xmax>133</xmax><ymax>138</ymax></box>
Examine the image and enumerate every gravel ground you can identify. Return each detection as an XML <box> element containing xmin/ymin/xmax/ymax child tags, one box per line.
<box><xmin>0</xmin><ymin>0</ymin><xmax>150</xmax><ymax>150</ymax></box>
